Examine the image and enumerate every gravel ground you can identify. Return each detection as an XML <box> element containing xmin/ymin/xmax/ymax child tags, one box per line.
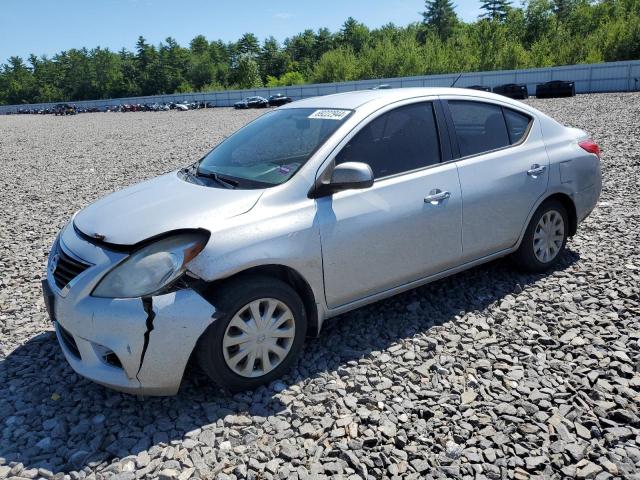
<box><xmin>0</xmin><ymin>94</ymin><xmax>638</xmax><ymax>480</ymax></box>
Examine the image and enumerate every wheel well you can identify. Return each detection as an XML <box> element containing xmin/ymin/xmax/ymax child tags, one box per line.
<box><xmin>203</xmin><ymin>265</ymin><xmax>320</xmax><ymax>337</ymax></box>
<box><xmin>544</xmin><ymin>193</ymin><xmax>577</xmax><ymax>236</ymax></box>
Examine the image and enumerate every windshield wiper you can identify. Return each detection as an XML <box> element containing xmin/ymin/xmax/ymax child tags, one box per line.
<box><xmin>195</xmin><ymin>168</ymin><xmax>239</xmax><ymax>189</ymax></box>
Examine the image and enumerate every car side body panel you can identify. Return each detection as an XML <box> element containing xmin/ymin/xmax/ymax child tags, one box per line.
<box><xmin>543</xmin><ymin>125</ymin><xmax>602</xmax><ymax>193</ymax></box>
<box><xmin>186</xmin><ymin>189</ymin><xmax>326</xmax><ymax>316</ymax></box>
<box><xmin>318</xmin><ymin>162</ymin><xmax>463</xmax><ymax>308</ymax></box>
<box><xmin>438</xmin><ymin>96</ymin><xmax>551</xmax><ymax>261</ymax></box>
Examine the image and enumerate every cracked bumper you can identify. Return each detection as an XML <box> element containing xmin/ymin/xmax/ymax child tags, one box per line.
<box><xmin>51</xmin><ymin>284</ymin><xmax>216</xmax><ymax>396</ymax></box>
<box><xmin>45</xmin><ymin>226</ymin><xmax>216</xmax><ymax>396</ymax></box>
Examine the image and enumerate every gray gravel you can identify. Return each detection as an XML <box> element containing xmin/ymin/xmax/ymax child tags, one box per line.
<box><xmin>1</xmin><ymin>95</ymin><xmax>639</xmax><ymax>480</ymax></box>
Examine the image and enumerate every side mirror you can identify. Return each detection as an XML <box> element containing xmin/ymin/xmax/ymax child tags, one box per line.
<box><xmin>309</xmin><ymin>162</ymin><xmax>374</xmax><ymax>198</ymax></box>
<box><xmin>329</xmin><ymin>162</ymin><xmax>374</xmax><ymax>190</ymax></box>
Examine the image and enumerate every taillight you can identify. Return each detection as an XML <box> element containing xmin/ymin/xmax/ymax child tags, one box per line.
<box><xmin>578</xmin><ymin>139</ymin><xmax>601</xmax><ymax>159</ymax></box>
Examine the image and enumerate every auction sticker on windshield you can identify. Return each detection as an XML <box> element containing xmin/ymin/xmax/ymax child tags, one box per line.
<box><xmin>308</xmin><ymin>109</ymin><xmax>351</xmax><ymax>120</ymax></box>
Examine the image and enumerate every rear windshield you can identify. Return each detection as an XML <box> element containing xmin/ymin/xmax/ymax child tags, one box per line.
<box><xmin>198</xmin><ymin>108</ymin><xmax>352</xmax><ymax>186</ymax></box>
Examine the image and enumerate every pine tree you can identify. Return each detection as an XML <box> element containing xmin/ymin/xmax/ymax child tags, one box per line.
<box><xmin>552</xmin><ymin>0</ymin><xmax>576</xmax><ymax>22</ymax></box>
<box><xmin>339</xmin><ymin>17</ymin><xmax>370</xmax><ymax>53</ymax></box>
<box><xmin>236</xmin><ymin>33</ymin><xmax>260</xmax><ymax>58</ymax></box>
<box><xmin>480</xmin><ymin>0</ymin><xmax>512</xmax><ymax>22</ymax></box>
<box><xmin>422</xmin><ymin>0</ymin><xmax>459</xmax><ymax>39</ymax></box>
<box><xmin>259</xmin><ymin>37</ymin><xmax>288</xmax><ymax>79</ymax></box>
<box><xmin>233</xmin><ymin>54</ymin><xmax>262</xmax><ymax>89</ymax></box>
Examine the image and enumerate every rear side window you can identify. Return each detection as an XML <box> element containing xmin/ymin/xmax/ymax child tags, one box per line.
<box><xmin>336</xmin><ymin>102</ymin><xmax>440</xmax><ymax>178</ymax></box>
<box><xmin>504</xmin><ymin>108</ymin><xmax>531</xmax><ymax>143</ymax></box>
<box><xmin>448</xmin><ymin>101</ymin><xmax>510</xmax><ymax>157</ymax></box>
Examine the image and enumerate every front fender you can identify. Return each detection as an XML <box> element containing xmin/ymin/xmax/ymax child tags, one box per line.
<box><xmin>186</xmin><ymin>203</ymin><xmax>326</xmax><ymax>324</ymax></box>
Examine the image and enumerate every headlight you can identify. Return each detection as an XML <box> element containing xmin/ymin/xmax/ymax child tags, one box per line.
<box><xmin>92</xmin><ymin>231</ymin><xmax>208</xmax><ymax>298</ymax></box>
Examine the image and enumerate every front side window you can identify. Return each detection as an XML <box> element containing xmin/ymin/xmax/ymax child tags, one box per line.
<box><xmin>336</xmin><ymin>102</ymin><xmax>441</xmax><ymax>179</ymax></box>
<box><xmin>448</xmin><ymin>101</ymin><xmax>510</xmax><ymax>157</ymax></box>
<box><xmin>198</xmin><ymin>108</ymin><xmax>351</xmax><ymax>187</ymax></box>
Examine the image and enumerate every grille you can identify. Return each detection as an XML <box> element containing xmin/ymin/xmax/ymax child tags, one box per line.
<box><xmin>53</xmin><ymin>247</ymin><xmax>90</xmax><ymax>289</ymax></box>
<box><xmin>58</xmin><ymin>324</ymin><xmax>81</xmax><ymax>359</ymax></box>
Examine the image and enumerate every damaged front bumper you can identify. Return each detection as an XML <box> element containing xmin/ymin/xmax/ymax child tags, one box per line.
<box><xmin>45</xmin><ymin>225</ymin><xmax>216</xmax><ymax>396</ymax></box>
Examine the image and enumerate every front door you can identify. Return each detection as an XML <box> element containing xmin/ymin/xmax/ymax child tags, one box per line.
<box><xmin>317</xmin><ymin>101</ymin><xmax>463</xmax><ymax>309</ymax></box>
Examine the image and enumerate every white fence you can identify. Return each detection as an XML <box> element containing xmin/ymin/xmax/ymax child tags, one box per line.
<box><xmin>1</xmin><ymin>59</ymin><xmax>639</xmax><ymax>114</ymax></box>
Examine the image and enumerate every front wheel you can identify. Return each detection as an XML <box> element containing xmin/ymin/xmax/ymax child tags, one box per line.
<box><xmin>196</xmin><ymin>276</ymin><xmax>307</xmax><ymax>392</ymax></box>
<box><xmin>513</xmin><ymin>199</ymin><xmax>568</xmax><ymax>272</ymax></box>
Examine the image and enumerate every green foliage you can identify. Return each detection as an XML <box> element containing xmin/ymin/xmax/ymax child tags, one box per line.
<box><xmin>189</xmin><ymin>35</ymin><xmax>209</xmax><ymax>56</ymax></box>
<box><xmin>359</xmin><ymin>35</ymin><xmax>426</xmax><ymax>78</ymax></box>
<box><xmin>0</xmin><ymin>0</ymin><xmax>638</xmax><ymax>105</ymax></box>
<box><xmin>422</xmin><ymin>0</ymin><xmax>459</xmax><ymax>39</ymax></box>
<box><xmin>187</xmin><ymin>57</ymin><xmax>217</xmax><ymax>90</ymax></box>
<box><xmin>338</xmin><ymin>17</ymin><xmax>371</xmax><ymax>53</ymax></box>
<box><xmin>266</xmin><ymin>71</ymin><xmax>306</xmax><ymax>87</ymax></box>
<box><xmin>260</xmin><ymin>37</ymin><xmax>289</xmax><ymax>80</ymax></box>
<box><xmin>481</xmin><ymin>0</ymin><xmax>512</xmax><ymax>21</ymax></box>
<box><xmin>598</xmin><ymin>15</ymin><xmax>640</xmax><ymax>61</ymax></box>
<box><xmin>312</xmin><ymin>48</ymin><xmax>359</xmax><ymax>83</ymax></box>
<box><xmin>232</xmin><ymin>54</ymin><xmax>262</xmax><ymax>89</ymax></box>
<box><xmin>236</xmin><ymin>33</ymin><xmax>261</xmax><ymax>58</ymax></box>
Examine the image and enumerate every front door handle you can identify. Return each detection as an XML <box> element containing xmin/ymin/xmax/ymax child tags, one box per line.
<box><xmin>424</xmin><ymin>189</ymin><xmax>451</xmax><ymax>204</ymax></box>
<box><xmin>527</xmin><ymin>164</ymin><xmax>546</xmax><ymax>176</ymax></box>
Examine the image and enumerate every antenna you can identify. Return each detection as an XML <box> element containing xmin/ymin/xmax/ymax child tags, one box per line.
<box><xmin>450</xmin><ymin>73</ymin><xmax>463</xmax><ymax>88</ymax></box>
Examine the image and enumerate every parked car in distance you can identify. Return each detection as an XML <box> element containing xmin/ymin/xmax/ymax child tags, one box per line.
<box><xmin>466</xmin><ymin>85</ymin><xmax>491</xmax><ymax>92</ymax></box>
<box><xmin>493</xmin><ymin>83</ymin><xmax>529</xmax><ymax>99</ymax></box>
<box><xmin>234</xmin><ymin>96</ymin><xmax>269</xmax><ymax>109</ymax></box>
<box><xmin>44</xmin><ymin>88</ymin><xmax>602</xmax><ymax>395</ymax></box>
<box><xmin>268</xmin><ymin>93</ymin><xmax>293</xmax><ymax>107</ymax></box>
<box><xmin>371</xmin><ymin>84</ymin><xmax>393</xmax><ymax>90</ymax></box>
<box><xmin>536</xmin><ymin>80</ymin><xmax>576</xmax><ymax>98</ymax></box>
<box><xmin>53</xmin><ymin>103</ymin><xmax>77</xmax><ymax>116</ymax></box>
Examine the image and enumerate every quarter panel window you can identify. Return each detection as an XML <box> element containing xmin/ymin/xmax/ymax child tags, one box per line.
<box><xmin>504</xmin><ymin>108</ymin><xmax>532</xmax><ymax>144</ymax></box>
<box><xmin>336</xmin><ymin>102</ymin><xmax>441</xmax><ymax>178</ymax></box>
<box><xmin>448</xmin><ymin>101</ymin><xmax>510</xmax><ymax>157</ymax></box>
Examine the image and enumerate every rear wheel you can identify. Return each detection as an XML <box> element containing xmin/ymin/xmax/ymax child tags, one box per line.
<box><xmin>513</xmin><ymin>199</ymin><xmax>568</xmax><ymax>272</ymax></box>
<box><xmin>196</xmin><ymin>276</ymin><xmax>306</xmax><ymax>391</ymax></box>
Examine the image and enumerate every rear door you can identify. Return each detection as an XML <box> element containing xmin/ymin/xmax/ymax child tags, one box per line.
<box><xmin>318</xmin><ymin>100</ymin><xmax>463</xmax><ymax>308</ymax></box>
<box><xmin>443</xmin><ymin>98</ymin><xmax>549</xmax><ymax>262</ymax></box>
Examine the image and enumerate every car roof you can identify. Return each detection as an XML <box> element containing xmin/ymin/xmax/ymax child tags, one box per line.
<box><xmin>280</xmin><ymin>87</ymin><xmax>529</xmax><ymax>112</ymax></box>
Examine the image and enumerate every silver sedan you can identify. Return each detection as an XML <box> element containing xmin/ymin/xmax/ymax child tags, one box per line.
<box><xmin>43</xmin><ymin>88</ymin><xmax>602</xmax><ymax>395</ymax></box>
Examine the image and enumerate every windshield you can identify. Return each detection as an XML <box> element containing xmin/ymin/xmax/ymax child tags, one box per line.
<box><xmin>198</xmin><ymin>108</ymin><xmax>352</xmax><ymax>187</ymax></box>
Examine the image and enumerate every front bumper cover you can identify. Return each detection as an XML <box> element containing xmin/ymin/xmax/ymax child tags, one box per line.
<box><xmin>46</xmin><ymin>225</ymin><xmax>216</xmax><ymax>396</ymax></box>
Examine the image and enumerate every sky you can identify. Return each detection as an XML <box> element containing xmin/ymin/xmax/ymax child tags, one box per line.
<box><xmin>0</xmin><ymin>0</ymin><xmax>483</xmax><ymax>64</ymax></box>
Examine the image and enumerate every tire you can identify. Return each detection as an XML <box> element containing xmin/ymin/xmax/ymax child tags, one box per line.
<box><xmin>513</xmin><ymin>199</ymin><xmax>569</xmax><ymax>272</ymax></box>
<box><xmin>196</xmin><ymin>275</ymin><xmax>307</xmax><ymax>392</ymax></box>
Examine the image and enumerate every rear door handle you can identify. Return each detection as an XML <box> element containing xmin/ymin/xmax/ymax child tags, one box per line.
<box><xmin>527</xmin><ymin>164</ymin><xmax>546</xmax><ymax>176</ymax></box>
<box><xmin>424</xmin><ymin>189</ymin><xmax>451</xmax><ymax>204</ymax></box>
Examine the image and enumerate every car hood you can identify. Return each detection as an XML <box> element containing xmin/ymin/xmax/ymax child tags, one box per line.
<box><xmin>74</xmin><ymin>171</ymin><xmax>263</xmax><ymax>245</ymax></box>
